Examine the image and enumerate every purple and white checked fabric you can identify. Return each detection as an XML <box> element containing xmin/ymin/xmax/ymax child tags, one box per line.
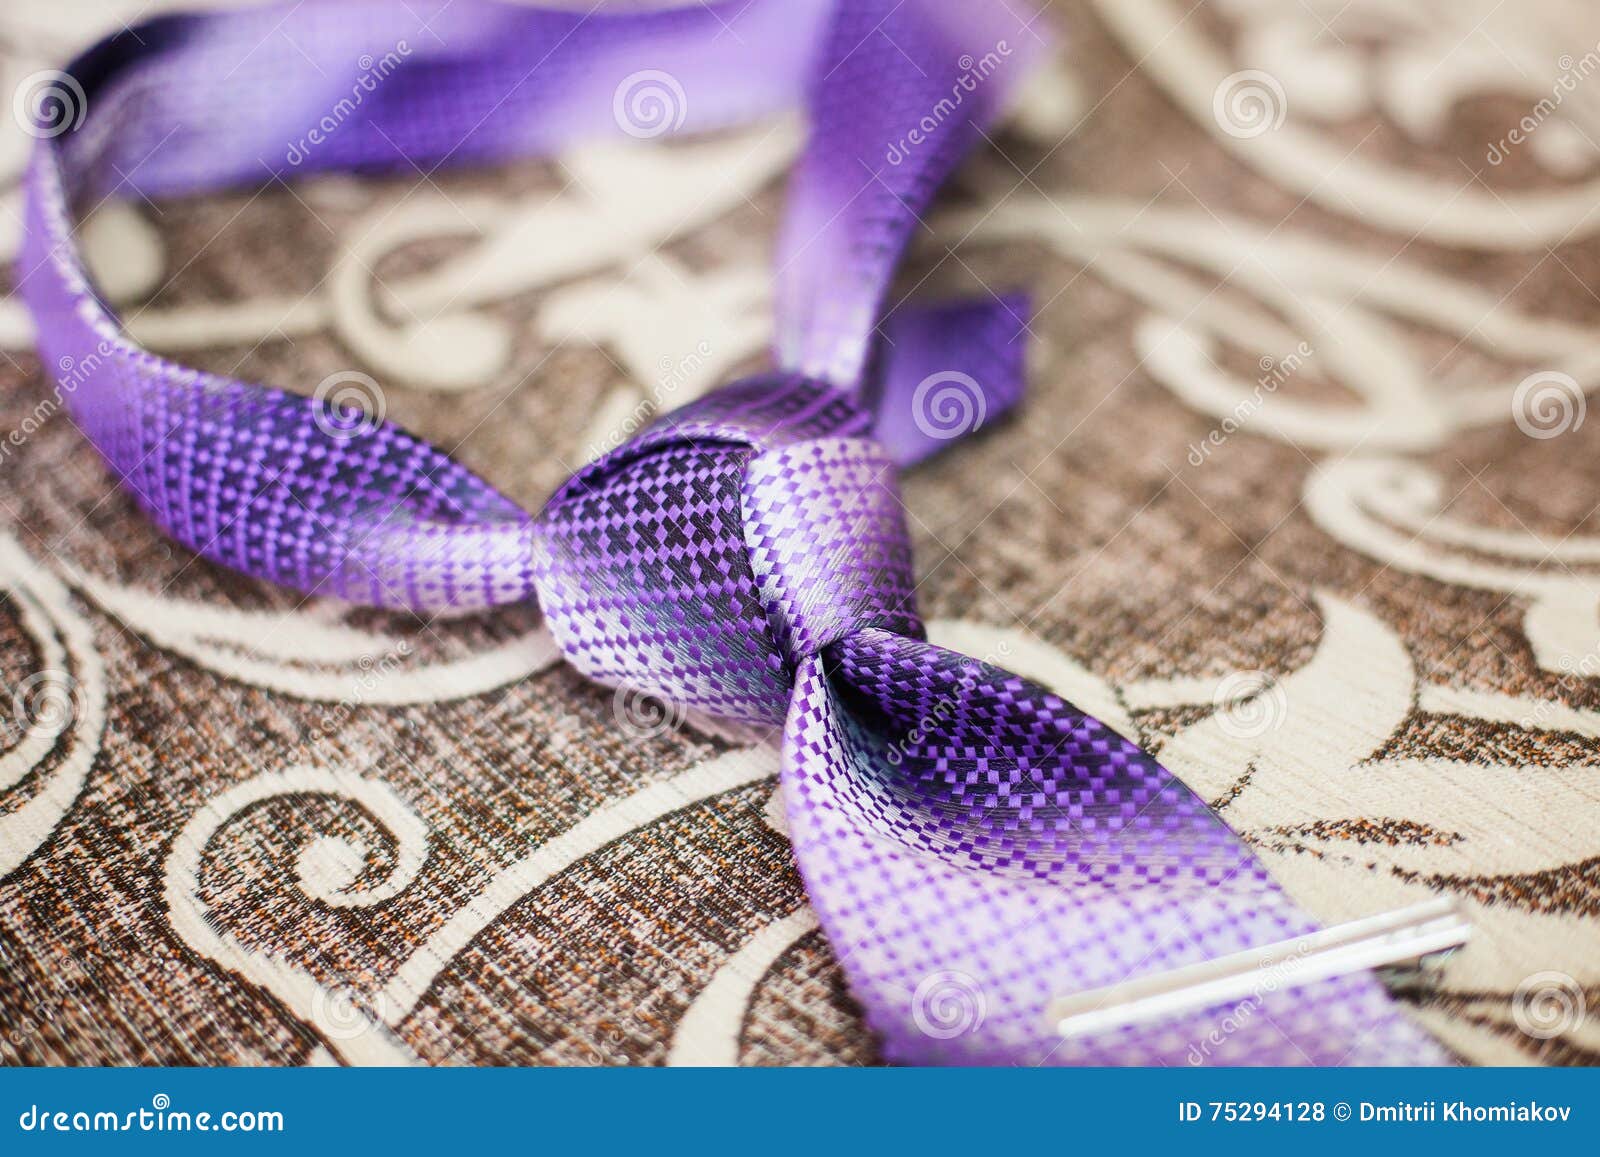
<box><xmin>18</xmin><ymin>0</ymin><xmax>1449</xmax><ymax>1065</ymax></box>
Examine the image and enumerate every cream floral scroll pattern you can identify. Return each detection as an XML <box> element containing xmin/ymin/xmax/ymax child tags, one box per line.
<box><xmin>64</xmin><ymin>565</ymin><xmax>564</xmax><ymax>704</ymax></box>
<box><xmin>939</xmin><ymin>196</ymin><xmax>1600</xmax><ymax>454</ymax></box>
<box><xmin>0</xmin><ymin>533</ymin><xmax>104</xmax><ymax>879</ymax></box>
<box><xmin>162</xmin><ymin>750</ymin><xmax>779</xmax><ymax>1067</ymax></box>
<box><xmin>941</xmin><ymin>599</ymin><xmax>1600</xmax><ymax>1065</ymax></box>
<box><xmin>2</xmin><ymin>547</ymin><xmax>785</xmax><ymax>1065</ymax></box>
<box><xmin>163</xmin><ymin>767</ymin><xmax>431</xmax><ymax>1066</ymax></box>
<box><xmin>1306</xmin><ymin>457</ymin><xmax>1600</xmax><ymax>677</ymax></box>
<box><xmin>4</xmin><ymin>0</ymin><xmax>1599</xmax><ymax>1068</ymax></box>
<box><xmin>1094</xmin><ymin>0</ymin><xmax>1600</xmax><ymax>248</ymax></box>
<box><xmin>117</xmin><ymin>129</ymin><xmax>797</xmax><ymax>397</ymax></box>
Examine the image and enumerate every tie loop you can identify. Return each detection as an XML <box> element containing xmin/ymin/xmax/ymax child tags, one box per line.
<box><xmin>532</xmin><ymin>374</ymin><xmax>924</xmax><ymax>723</ymax></box>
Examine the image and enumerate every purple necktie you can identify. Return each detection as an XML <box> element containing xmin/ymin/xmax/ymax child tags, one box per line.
<box><xmin>19</xmin><ymin>0</ymin><xmax>1448</xmax><ymax>1065</ymax></box>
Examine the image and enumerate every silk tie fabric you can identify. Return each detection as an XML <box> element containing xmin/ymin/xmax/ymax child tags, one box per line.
<box><xmin>19</xmin><ymin>0</ymin><xmax>1450</xmax><ymax>1065</ymax></box>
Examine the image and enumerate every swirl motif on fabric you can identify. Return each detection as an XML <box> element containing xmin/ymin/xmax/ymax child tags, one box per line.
<box><xmin>18</xmin><ymin>0</ymin><xmax>1447</xmax><ymax>1064</ymax></box>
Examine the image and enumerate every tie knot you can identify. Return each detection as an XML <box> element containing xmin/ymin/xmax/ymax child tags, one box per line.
<box><xmin>532</xmin><ymin>375</ymin><xmax>924</xmax><ymax>725</ymax></box>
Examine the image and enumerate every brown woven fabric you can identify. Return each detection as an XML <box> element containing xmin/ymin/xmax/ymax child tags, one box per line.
<box><xmin>1</xmin><ymin>0</ymin><xmax>1597</xmax><ymax>1066</ymax></box>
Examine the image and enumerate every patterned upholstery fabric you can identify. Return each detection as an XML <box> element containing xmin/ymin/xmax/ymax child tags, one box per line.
<box><xmin>1</xmin><ymin>0</ymin><xmax>1597</xmax><ymax>1065</ymax></box>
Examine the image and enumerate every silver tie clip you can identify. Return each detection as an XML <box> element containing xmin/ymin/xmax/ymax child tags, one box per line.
<box><xmin>1050</xmin><ymin>898</ymin><xmax>1471</xmax><ymax>1039</ymax></box>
